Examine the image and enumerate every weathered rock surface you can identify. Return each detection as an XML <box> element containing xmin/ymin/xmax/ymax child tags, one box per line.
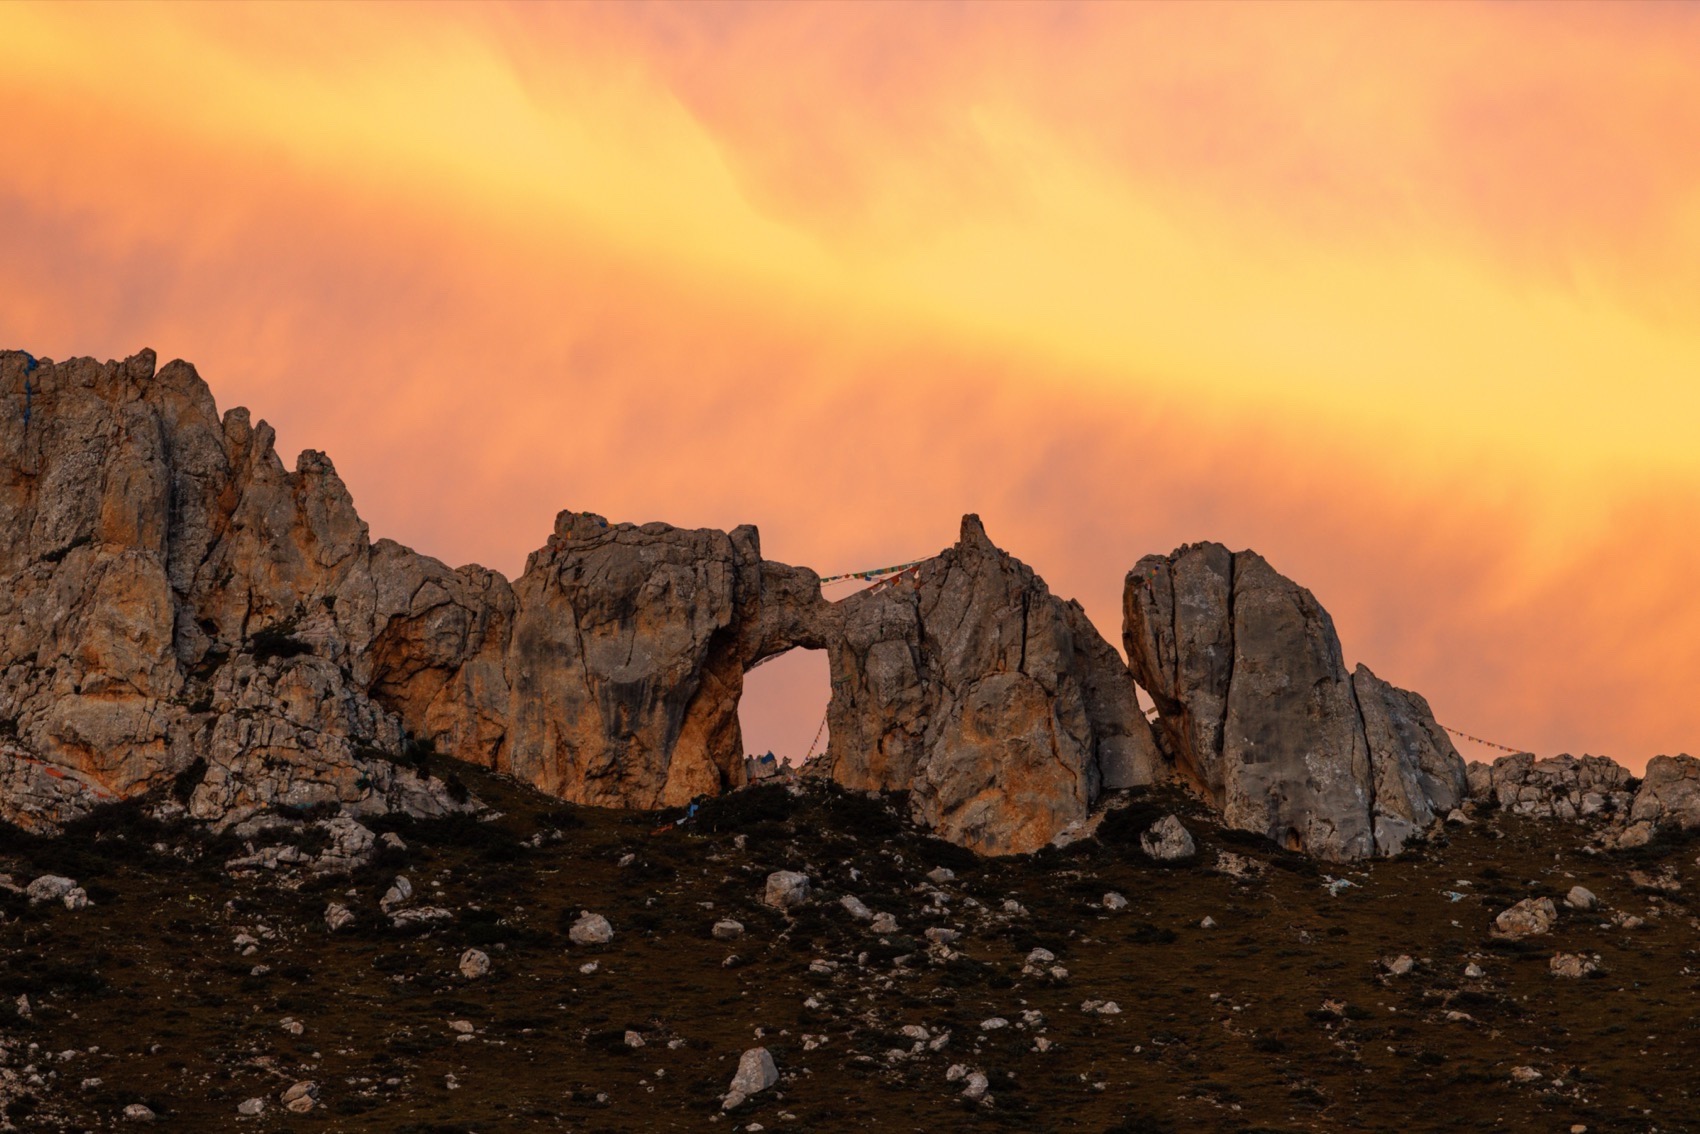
<box><xmin>1619</xmin><ymin>754</ymin><xmax>1700</xmax><ymax>847</ymax></box>
<box><xmin>3</xmin><ymin>348</ymin><xmax>1485</xmax><ymax>863</ymax></box>
<box><xmin>1139</xmin><ymin>815</ymin><xmax>1196</xmax><ymax>862</ymax></box>
<box><xmin>1471</xmin><ymin>752</ymin><xmax>1634</xmax><ymax>822</ymax></box>
<box><xmin>0</xmin><ymin>349</ymin><xmax>474</xmax><ymax>830</ymax></box>
<box><xmin>2</xmin><ymin>351</ymin><xmax>1174</xmax><ymax>854</ymax></box>
<box><xmin>568</xmin><ymin>911</ymin><xmax>614</xmax><ymax>946</ymax></box>
<box><xmin>763</xmin><ymin>870</ymin><xmax>811</xmax><ymax>910</ymax></box>
<box><xmin>815</xmin><ymin>516</ymin><xmax>1165</xmax><ymax>854</ymax></box>
<box><xmin>726</xmin><ymin>1046</ymin><xmax>779</xmax><ymax>1105</ymax></box>
<box><xmin>1124</xmin><ymin>542</ymin><xmax>1466</xmax><ymax>860</ymax></box>
<box><xmin>1353</xmin><ymin>665</ymin><xmax>1469</xmax><ymax>851</ymax></box>
<box><xmin>1493</xmin><ymin>897</ymin><xmax>1558</xmax><ymax>939</ymax></box>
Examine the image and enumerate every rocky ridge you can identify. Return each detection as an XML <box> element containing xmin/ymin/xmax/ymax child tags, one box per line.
<box><xmin>5</xmin><ymin>347</ymin><xmax>1687</xmax><ymax>863</ymax></box>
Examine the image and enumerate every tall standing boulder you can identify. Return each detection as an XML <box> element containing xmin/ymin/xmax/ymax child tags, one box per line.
<box><xmin>1125</xmin><ymin>542</ymin><xmax>1463</xmax><ymax>859</ymax></box>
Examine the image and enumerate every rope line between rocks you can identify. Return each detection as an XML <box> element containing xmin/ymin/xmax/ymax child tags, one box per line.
<box><xmin>802</xmin><ymin>709</ymin><xmax>828</xmax><ymax>762</ymax></box>
<box><xmin>1440</xmin><ymin>724</ymin><xmax>1528</xmax><ymax>755</ymax></box>
<box><xmin>819</xmin><ymin>558</ymin><xmax>928</xmax><ymax>585</ymax></box>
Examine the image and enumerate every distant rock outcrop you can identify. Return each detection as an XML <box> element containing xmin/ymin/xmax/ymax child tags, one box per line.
<box><xmin>1123</xmin><ymin>542</ymin><xmax>1466</xmax><ymax>859</ymax></box>
<box><xmin>1467</xmin><ymin>753</ymin><xmax>1634</xmax><ymax>823</ymax></box>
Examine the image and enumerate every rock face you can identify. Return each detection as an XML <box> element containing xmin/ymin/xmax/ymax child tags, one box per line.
<box><xmin>815</xmin><ymin>516</ymin><xmax>1166</xmax><ymax>854</ymax></box>
<box><xmin>1619</xmin><ymin>754</ymin><xmax>1700</xmax><ymax>847</ymax></box>
<box><xmin>0</xmin><ymin>346</ymin><xmax>1165</xmax><ymax>852</ymax></box>
<box><xmin>3</xmin><ymin>347</ymin><xmax>1476</xmax><ymax>862</ymax></box>
<box><xmin>0</xmin><ymin>349</ymin><xmax>472</xmax><ymax>830</ymax></box>
<box><xmin>1470</xmin><ymin>753</ymin><xmax>1634</xmax><ymax>822</ymax></box>
<box><xmin>1124</xmin><ymin>543</ymin><xmax>1467</xmax><ymax>860</ymax></box>
<box><xmin>502</xmin><ymin>515</ymin><xmax>751</xmax><ymax>808</ymax></box>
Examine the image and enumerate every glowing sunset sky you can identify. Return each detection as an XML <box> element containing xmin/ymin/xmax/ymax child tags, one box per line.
<box><xmin>4</xmin><ymin>1</ymin><xmax>1700</xmax><ymax>770</ymax></box>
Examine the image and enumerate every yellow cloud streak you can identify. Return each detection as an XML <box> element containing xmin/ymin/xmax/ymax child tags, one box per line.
<box><xmin>5</xmin><ymin>1</ymin><xmax>1697</xmax><ymax>536</ymax></box>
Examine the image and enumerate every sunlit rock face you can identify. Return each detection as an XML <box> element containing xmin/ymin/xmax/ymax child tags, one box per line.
<box><xmin>2</xmin><ymin>346</ymin><xmax>1472</xmax><ymax>862</ymax></box>
<box><xmin>0</xmin><ymin>349</ymin><xmax>472</xmax><ymax>830</ymax></box>
<box><xmin>814</xmin><ymin>515</ymin><xmax>1165</xmax><ymax>855</ymax></box>
<box><xmin>1124</xmin><ymin>542</ymin><xmax>1466</xmax><ymax>860</ymax></box>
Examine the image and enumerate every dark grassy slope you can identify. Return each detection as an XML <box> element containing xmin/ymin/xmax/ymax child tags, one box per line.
<box><xmin>0</xmin><ymin>761</ymin><xmax>1696</xmax><ymax>1133</ymax></box>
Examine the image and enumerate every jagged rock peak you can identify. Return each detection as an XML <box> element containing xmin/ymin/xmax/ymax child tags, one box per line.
<box><xmin>0</xmin><ymin>348</ymin><xmax>477</xmax><ymax>830</ymax></box>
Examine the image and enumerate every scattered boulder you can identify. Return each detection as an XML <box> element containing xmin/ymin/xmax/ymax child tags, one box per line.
<box><xmin>458</xmin><ymin>948</ymin><xmax>490</xmax><ymax>979</ymax></box>
<box><xmin>1628</xmin><ymin>869</ymin><xmax>1681</xmax><ymax>895</ymax></box>
<box><xmin>281</xmin><ymin>1081</ymin><xmax>318</xmax><ymax>1114</ymax></box>
<box><xmin>1493</xmin><ymin>897</ymin><xmax>1558</xmax><ymax>939</ymax></box>
<box><xmin>840</xmin><ymin>895</ymin><xmax>873</xmax><ymax>922</ymax></box>
<box><xmin>314</xmin><ymin>816</ymin><xmax>378</xmax><ymax>874</ymax></box>
<box><xmin>25</xmin><ymin>875</ymin><xmax>78</xmax><ymax>904</ymax></box>
<box><xmin>1550</xmin><ymin>953</ymin><xmax>1601</xmax><ymax>979</ymax></box>
<box><xmin>324</xmin><ymin>902</ymin><xmax>356</xmax><ymax>932</ymax></box>
<box><xmin>379</xmin><ymin>876</ymin><xmax>413</xmax><ymax>913</ymax></box>
<box><xmin>569</xmin><ymin>911</ymin><xmax>614</xmax><ymax>945</ymax></box>
<box><xmin>764</xmin><ymin>871</ymin><xmax>811</xmax><ymax>910</ymax></box>
<box><xmin>724</xmin><ymin>1046</ymin><xmax>779</xmax><ymax>1109</ymax></box>
<box><xmin>1103</xmin><ymin>891</ymin><xmax>1128</xmax><ymax>911</ymax></box>
<box><xmin>712</xmin><ymin>919</ymin><xmax>744</xmax><ymax>941</ymax></box>
<box><xmin>123</xmin><ymin>1104</ymin><xmax>156</xmax><ymax>1122</ymax></box>
<box><xmin>237</xmin><ymin>1097</ymin><xmax>266</xmax><ymax>1116</ymax></box>
<box><xmin>1564</xmin><ymin>886</ymin><xmax>1598</xmax><ymax>912</ymax></box>
<box><xmin>1138</xmin><ymin>815</ymin><xmax>1196</xmax><ymax>861</ymax></box>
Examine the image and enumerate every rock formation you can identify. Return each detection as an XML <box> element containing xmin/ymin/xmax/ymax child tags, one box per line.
<box><xmin>1467</xmin><ymin>752</ymin><xmax>1634</xmax><ymax>822</ymax></box>
<box><xmin>1618</xmin><ymin>754</ymin><xmax>1700</xmax><ymax>847</ymax></box>
<box><xmin>814</xmin><ymin>515</ymin><xmax>1166</xmax><ymax>854</ymax></box>
<box><xmin>2</xmin><ymin>347</ymin><xmax>1490</xmax><ymax>861</ymax></box>
<box><xmin>0</xmin><ymin>350</ymin><xmax>1166</xmax><ymax>852</ymax></box>
<box><xmin>0</xmin><ymin>349</ymin><xmax>474</xmax><ymax>829</ymax></box>
<box><xmin>1123</xmin><ymin>542</ymin><xmax>1467</xmax><ymax>859</ymax></box>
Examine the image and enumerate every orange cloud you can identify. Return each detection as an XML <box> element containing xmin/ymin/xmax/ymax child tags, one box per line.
<box><xmin>1</xmin><ymin>1</ymin><xmax>1697</xmax><ymax>770</ymax></box>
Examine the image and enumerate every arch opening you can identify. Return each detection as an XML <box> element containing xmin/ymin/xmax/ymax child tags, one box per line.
<box><xmin>738</xmin><ymin>647</ymin><xmax>831</xmax><ymax>776</ymax></box>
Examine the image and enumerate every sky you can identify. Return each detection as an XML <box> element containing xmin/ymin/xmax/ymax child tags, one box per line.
<box><xmin>3</xmin><ymin>1</ymin><xmax>1700</xmax><ymax>771</ymax></box>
